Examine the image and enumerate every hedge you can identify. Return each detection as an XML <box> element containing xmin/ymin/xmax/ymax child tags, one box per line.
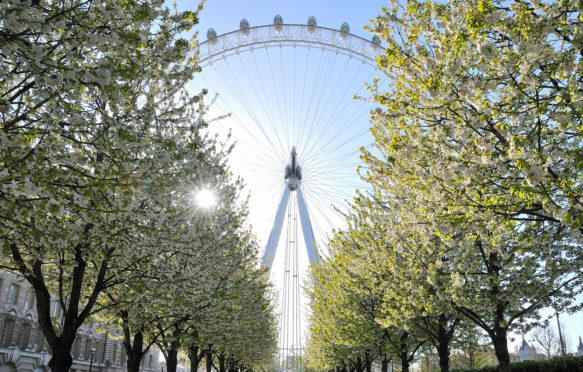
<box><xmin>449</xmin><ymin>355</ymin><xmax>583</xmax><ymax>372</ymax></box>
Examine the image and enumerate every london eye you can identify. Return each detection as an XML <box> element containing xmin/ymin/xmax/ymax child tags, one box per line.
<box><xmin>195</xmin><ymin>16</ymin><xmax>383</xmax><ymax>371</ymax></box>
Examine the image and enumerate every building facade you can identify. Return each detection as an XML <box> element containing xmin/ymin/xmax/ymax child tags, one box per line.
<box><xmin>0</xmin><ymin>271</ymin><xmax>160</xmax><ymax>372</ymax></box>
<box><xmin>517</xmin><ymin>335</ymin><xmax>539</xmax><ymax>362</ymax></box>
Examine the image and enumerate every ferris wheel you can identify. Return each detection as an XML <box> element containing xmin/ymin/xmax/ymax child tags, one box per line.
<box><xmin>195</xmin><ymin>16</ymin><xmax>383</xmax><ymax>372</ymax></box>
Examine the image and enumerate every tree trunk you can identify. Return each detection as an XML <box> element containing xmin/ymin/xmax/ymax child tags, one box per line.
<box><xmin>491</xmin><ymin>327</ymin><xmax>510</xmax><ymax>372</ymax></box>
<box><xmin>437</xmin><ymin>315</ymin><xmax>451</xmax><ymax>372</ymax></box>
<box><xmin>399</xmin><ymin>332</ymin><xmax>409</xmax><ymax>372</ymax></box>
<box><xmin>125</xmin><ymin>332</ymin><xmax>144</xmax><ymax>372</ymax></box>
<box><xmin>399</xmin><ymin>353</ymin><xmax>409</xmax><ymax>372</ymax></box>
<box><xmin>437</xmin><ymin>337</ymin><xmax>450</xmax><ymax>372</ymax></box>
<box><xmin>365</xmin><ymin>352</ymin><xmax>372</xmax><ymax>372</ymax></box>
<box><xmin>165</xmin><ymin>341</ymin><xmax>179</xmax><ymax>372</ymax></box>
<box><xmin>189</xmin><ymin>344</ymin><xmax>202</xmax><ymax>372</ymax></box>
<box><xmin>30</xmin><ymin>239</ymin><xmax>105</xmax><ymax>372</ymax></box>
<box><xmin>228</xmin><ymin>359</ymin><xmax>238</xmax><ymax>372</ymax></box>
<box><xmin>218</xmin><ymin>354</ymin><xmax>226</xmax><ymax>372</ymax></box>
<box><xmin>48</xmin><ymin>345</ymin><xmax>73</xmax><ymax>372</ymax></box>
<box><xmin>355</xmin><ymin>356</ymin><xmax>364</xmax><ymax>372</ymax></box>
<box><xmin>206</xmin><ymin>347</ymin><xmax>213</xmax><ymax>372</ymax></box>
<box><xmin>381</xmin><ymin>357</ymin><xmax>388</xmax><ymax>372</ymax></box>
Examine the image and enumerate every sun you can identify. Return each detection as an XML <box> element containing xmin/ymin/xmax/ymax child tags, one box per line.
<box><xmin>195</xmin><ymin>189</ymin><xmax>216</xmax><ymax>208</ymax></box>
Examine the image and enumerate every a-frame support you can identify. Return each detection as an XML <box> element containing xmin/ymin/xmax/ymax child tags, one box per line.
<box><xmin>261</xmin><ymin>147</ymin><xmax>317</xmax><ymax>269</ymax></box>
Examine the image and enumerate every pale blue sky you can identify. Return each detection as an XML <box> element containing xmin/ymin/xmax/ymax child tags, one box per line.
<box><xmin>191</xmin><ymin>0</ymin><xmax>386</xmax><ymax>41</ymax></box>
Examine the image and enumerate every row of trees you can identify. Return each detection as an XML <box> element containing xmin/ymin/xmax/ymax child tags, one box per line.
<box><xmin>306</xmin><ymin>1</ymin><xmax>582</xmax><ymax>372</ymax></box>
<box><xmin>0</xmin><ymin>1</ymin><xmax>277</xmax><ymax>372</ymax></box>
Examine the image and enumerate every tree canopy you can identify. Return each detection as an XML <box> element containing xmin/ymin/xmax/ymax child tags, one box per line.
<box><xmin>0</xmin><ymin>1</ymin><xmax>277</xmax><ymax>371</ymax></box>
<box><xmin>306</xmin><ymin>1</ymin><xmax>583</xmax><ymax>372</ymax></box>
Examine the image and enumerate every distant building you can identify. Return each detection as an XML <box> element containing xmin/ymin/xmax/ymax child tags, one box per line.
<box><xmin>518</xmin><ymin>335</ymin><xmax>537</xmax><ymax>362</ymax></box>
<box><xmin>577</xmin><ymin>336</ymin><xmax>583</xmax><ymax>357</ymax></box>
<box><xmin>0</xmin><ymin>271</ymin><xmax>159</xmax><ymax>372</ymax></box>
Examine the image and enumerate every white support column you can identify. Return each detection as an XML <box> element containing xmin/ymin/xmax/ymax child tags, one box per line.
<box><xmin>296</xmin><ymin>184</ymin><xmax>318</xmax><ymax>265</ymax></box>
<box><xmin>261</xmin><ymin>186</ymin><xmax>291</xmax><ymax>269</ymax></box>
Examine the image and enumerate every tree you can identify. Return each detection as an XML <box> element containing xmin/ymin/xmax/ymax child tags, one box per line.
<box><xmin>369</xmin><ymin>0</ymin><xmax>583</xmax><ymax>234</ymax></box>
<box><xmin>0</xmin><ymin>1</ymin><xmax>208</xmax><ymax>371</ymax></box>
<box><xmin>332</xmin><ymin>194</ymin><xmax>461</xmax><ymax>372</ymax></box>
<box><xmin>182</xmin><ymin>265</ymin><xmax>278</xmax><ymax>372</ymax></box>
<box><xmin>531</xmin><ymin>325</ymin><xmax>561</xmax><ymax>359</ymax></box>
<box><xmin>305</xmin><ymin>253</ymin><xmax>386</xmax><ymax>372</ymax></box>
<box><xmin>305</xmin><ymin>227</ymin><xmax>423</xmax><ymax>372</ymax></box>
<box><xmin>367</xmin><ymin>1</ymin><xmax>583</xmax><ymax>371</ymax></box>
<box><xmin>450</xmin><ymin>322</ymin><xmax>493</xmax><ymax>369</ymax></box>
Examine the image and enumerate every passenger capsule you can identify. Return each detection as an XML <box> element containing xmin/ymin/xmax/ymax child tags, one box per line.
<box><xmin>307</xmin><ymin>16</ymin><xmax>317</xmax><ymax>33</ymax></box>
<box><xmin>273</xmin><ymin>15</ymin><xmax>283</xmax><ymax>33</ymax></box>
<box><xmin>240</xmin><ymin>19</ymin><xmax>250</xmax><ymax>37</ymax></box>
<box><xmin>371</xmin><ymin>35</ymin><xmax>381</xmax><ymax>49</ymax></box>
<box><xmin>339</xmin><ymin>22</ymin><xmax>350</xmax><ymax>40</ymax></box>
<box><xmin>207</xmin><ymin>28</ymin><xmax>217</xmax><ymax>44</ymax></box>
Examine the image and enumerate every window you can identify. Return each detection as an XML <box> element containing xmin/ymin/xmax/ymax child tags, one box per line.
<box><xmin>19</xmin><ymin>323</ymin><xmax>32</xmax><ymax>350</ymax></box>
<box><xmin>84</xmin><ymin>339</ymin><xmax>92</xmax><ymax>360</ymax></box>
<box><xmin>35</xmin><ymin>329</ymin><xmax>46</xmax><ymax>352</ymax></box>
<box><xmin>1</xmin><ymin>318</ymin><xmax>15</xmax><ymax>347</ymax></box>
<box><xmin>73</xmin><ymin>335</ymin><xmax>82</xmax><ymax>359</ymax></box>
<box><xmin>23</xmin><ymin>290</ymin><xmax>34</xmax><ymax>311</ymax></box>
<box><xmin>112</xmin><ymin>342</ymin><xmax>118</xmax><ymax>363</ymax></box>
<box><xmin>6</xmin><ymin>284</ymin><xmax>19</xmax><ymax>305</ymax></box>
<box><xmin>51</xmin><ymin>301</ymin><xmax>59</xmax><ymax>318</ymax></box>
<box><xmin>94</xmin><ymin>340</ymin><xmax>102</xmax><ymax>362</ymax></box>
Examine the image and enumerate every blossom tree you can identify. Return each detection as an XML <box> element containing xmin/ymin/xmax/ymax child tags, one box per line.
<box><xmin>364</xmin><ymin>1</ymin><xmax>583</xmax><ymax>371</ymax></box>
<box><xmin>197</xmin><ymin>267</ymin><xmax>278</xmax><ymax>372</ymax></box>
<box><xmin>368</xmin><ymin>0</ymin><xmax>583</xmax><ymax>234</ymax></box>
<box><xmin>0</xmin><ymin>1</ymin><xmax>210</xmax><ymax>371</ymax></box>
<box><xmin>155</xmin><ymin>223</ymin><xmax>277</xmax><ymax>372</ymax></box>
<box><xmin>305</xmin><ymin>237</ymin><xmax>397</xmax><ymax>372</ymax></box>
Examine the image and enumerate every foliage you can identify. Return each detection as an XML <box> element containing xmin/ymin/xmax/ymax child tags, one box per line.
<box><xmin>449</xmin><ymin>355</ymin><xmax>583</xmax><ymax>372</ymax></box>
<box><xmin>368</xmin><ymin>0</ymin><xmax>583</xmax><ymax>235</ymax></box>
<box><xmin>307</xmin><ymin>1</ymin><xmax>583</xmax><ymax>372</ymax></box>
<box><xmin>450</xmin><ymin>323</ymin><xmax>496</xmax><ymax>369</ymax></box>
<box><xmin>360</xmin><ymin>0</ymin><xmax>583</xmax><ymax>370</ymax></box>
<box><xmin>186</xmin><ymin>260</ymin><xmax>278</xmax><ymax>372</ymax></box>
<box><xmin>305</xmin><ymin>223</ymin><xmax>427</xmax><ymax>372</ymax></box>
<box><xmin>0</xmin><ymin>0</ymin><xmax>277</xmax><ymax>370</ymax></box>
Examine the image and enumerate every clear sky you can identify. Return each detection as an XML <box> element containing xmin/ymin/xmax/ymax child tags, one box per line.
<box><xmin>177</xmin><ymin>0</ymin><xmax>583</xmax><ymax>357</ymax></box>
<box><xmin>191</xmin><ymin>0</ymin><xmax>386</xmax><ymax>41</ymax></box>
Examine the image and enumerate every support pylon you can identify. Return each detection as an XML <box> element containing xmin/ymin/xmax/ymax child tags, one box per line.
<box><xmin>261</xmin><ymin>147</ymin><xmax>318</xmax><ymax>372</ymax></box>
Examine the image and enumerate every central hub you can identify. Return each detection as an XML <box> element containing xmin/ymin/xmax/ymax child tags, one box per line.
<box><xmin>284</xmin><ymin>146</ymin><xmax>302</xmax><ymax>191</ymax></box>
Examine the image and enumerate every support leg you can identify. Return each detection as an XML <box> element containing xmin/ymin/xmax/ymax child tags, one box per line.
<box><xmin>261</xmin><ymin>186</ymin><xmax>291</xmax><ymax>269</ymax></box>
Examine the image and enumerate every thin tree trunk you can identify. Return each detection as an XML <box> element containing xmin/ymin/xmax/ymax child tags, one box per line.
<box><xmin>356</xmin><ymin>356</ymin><xmax>363</xmax><ymax>372</ymax></box>
<box><xmin>365</xmin><ymin>352</ymin><xmax>372</xmax><ymax>372</ymax></box>
<box><xmin>219</xmin><ymin>354</ymin><xmax>226</xmax><ymax>372</ymax></box>
<box><xmin>381</xmin><ymin>357</ymin><xmax>388</xmax><ymax>372</ymax></box>
<box><xmin>228</xmin><ymin>358</ymin><xmax>238</xmax><ymax>372</ymax></box>
<box><xmin>206</xmin><ymin>346</ymin><xmax>213</xmax><ymax>372</ymax></box>
<box><xmin>436</xmin><ymin>314</ymin><xmax>452</xmax><ymax>372</ymax></box>
<box><xmin>189</xmin><ymin>344</ymin><xmax>203</xmax><ymax>372</ymax></box>
<box><xmin>399</xmin><ymin>332</ymin><xmax>410</xmax><ymax>372</ymax></box>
